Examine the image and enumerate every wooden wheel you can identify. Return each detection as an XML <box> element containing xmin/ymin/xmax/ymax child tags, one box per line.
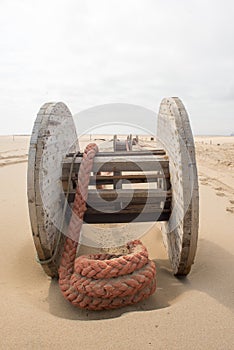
<box><xmin>157</xmin><ymin>97</ymin><xmax>199</xmax><ymax>275</ymax></box>
<box><xmin>27</xmin><ymin>102</ymin><xmax>78</xmax><ymax>277</ymax></box>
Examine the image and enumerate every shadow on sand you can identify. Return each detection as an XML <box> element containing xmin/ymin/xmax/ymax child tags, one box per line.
<box><xmin>46</xmin><ymin>238</ymin><xmax>234</xmax><ymax>320</ymax></box>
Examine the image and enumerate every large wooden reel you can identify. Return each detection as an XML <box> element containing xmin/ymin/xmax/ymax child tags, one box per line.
<box><xmin>27</xmin><ymin>97</ymin><xmax>199</xmax><ymax>278</ymax></box>
<box><xmin>27</xmin><ymin>102</ymin><xmax>78</xmax><ymax>277</ymax></box>
<box><xmin>157</xmin><ymin>97</ymin><xmax>199</xmax><ymax>275</ymax></box>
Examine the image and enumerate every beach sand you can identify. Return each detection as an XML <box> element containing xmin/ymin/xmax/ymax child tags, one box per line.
<box><xmin>0</xmin><ymin>135</ymin><xmax>233</xmax><ymax>349</ymax></box>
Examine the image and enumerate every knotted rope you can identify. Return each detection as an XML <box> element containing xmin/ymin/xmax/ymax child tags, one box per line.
<box><xmin>58</xmin><ymin>143</ymin><xmax>156</xmax><ymax>310</ymax></box>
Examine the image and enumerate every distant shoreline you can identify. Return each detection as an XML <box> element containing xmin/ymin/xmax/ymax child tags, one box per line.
<box><xmin>0</xmin><ymin>134</ymin><xmax>30</xmax><ymax>137</ymax></box>
<box><xmin>0</xmin><ymin>133</ymin><xmax>234</xmax><ymax>137</ymax></box>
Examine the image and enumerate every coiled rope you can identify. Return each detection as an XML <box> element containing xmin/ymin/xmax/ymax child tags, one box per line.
<box><xmin>58</xmin><ymin>143</ymin><xmax>156</xmax><ymax>310</ymax></box>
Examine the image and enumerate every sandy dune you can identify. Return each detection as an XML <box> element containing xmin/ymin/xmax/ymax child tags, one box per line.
<box><xmin>0</xmin><ymin>136</ymin><xmax>233</xmax><ymax>349</ymax></box>
<box><xmin>195</xmin><ymin>136</ymin><xmax>234</xmax><ymax>215</ymax></box>
<box><xmin>0</xmin><ymin>135</ymin><xmax>29</xmax><ymax>167</ymax></box>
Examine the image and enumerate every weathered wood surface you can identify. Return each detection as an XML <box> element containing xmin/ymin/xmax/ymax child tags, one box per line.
<box><xmin>62</xmin><ymin>148</ymin><xmax>171</xmax><ymax>225</ymax></box>
<box><xmin>157</xmin><ymin>97</ymin><xmax>199</xmax><ymax>275</ymax></box>
<box><xmin>128</xmin><ymin>134</ymin><xmax>133</xmax><ymax>151</ymax></box>
<box><xmin>62</xmin><ymin>155</ymin><xmax>169</xmax><ymax>173</ymax></box>
<box><xmin>67</xmin><ymin>149</ymin><xmax>166</xmax><ymax>157</ymax></box>
<box><xmin>27</xmin><ymin>102</ymin><xmax>78</xmax><ymax>277</ymax></box>
<box><xmin>83</xmin><ymin>206</ymin><xmax>171</xmax><ymax>223</ymax></box>
<box><xmin>113</xmin><ymin>134</ymin><xmax>117</xmax><ymax>151</ymax></box>
<box><xmin>67</xmin><ymin>188</ymin><xmax>171</xmax><ymax>205</ymax></box>
<box><xmin>62</xmin><ymin>173</ymin><xmax>171</xmax><ymax>192</ymax></box>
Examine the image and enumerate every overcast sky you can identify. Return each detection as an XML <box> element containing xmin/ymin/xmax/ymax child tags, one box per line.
<box><xmin>0</xmin><ymin>0</ymin><xmax>234</xmax><ymax>135</ymax></box>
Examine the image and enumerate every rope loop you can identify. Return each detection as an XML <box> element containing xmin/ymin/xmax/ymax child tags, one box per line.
<box><xmin>59</xmin><ymin>143</ymin><xmax>156</xmax><ymax>310</ymax></box>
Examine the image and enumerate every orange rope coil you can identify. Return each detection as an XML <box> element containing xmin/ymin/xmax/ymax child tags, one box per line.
<box><xmin>58</xmin><ymin>143</ymin><xmax>156</xmax><ymax>310</ymax></box>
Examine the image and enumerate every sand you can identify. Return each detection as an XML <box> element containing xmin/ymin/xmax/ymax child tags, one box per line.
<box><xmin>0</xmin><ymin>135</ymin><xmax>233</xmax><ymax>350</ymax></box>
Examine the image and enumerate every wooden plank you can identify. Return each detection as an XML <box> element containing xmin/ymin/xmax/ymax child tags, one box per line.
<box><xmin>84</xmin><ymin>206</ymin><xmax>171</xmax><ymax>223</ymax></box>
<box><xmin>67</xmin><ymin>149</ymin><xmax>166</xmax><ymax>157</ymax></box>
<box><xmin>62</xmin><ymin>155</ymin><xmax>169</xmax><ymax>174</ymax></box>
<box><xmin>68</xmin><ymin>194</ymin><xmax>171</xmax><ymax>207</ymax></box>
<box><xmin>86</xmin><ymin>203</ymin><xmax>169</xmax><ymax>213</ymax></box>
<box><xmin>128</xmin><ymin>134</ymin><xmax>133</xmax><ymax>151</ymax></box>
<box><xmin>66</xmin><ymin>148</ymin><xmax>166</xmax><ymax>158</ymax></box>
<box><xmin>113</xmin><ymin>134</ymin><xmax>117</xmax><ymax>151</ymax></box>
<box><xmin>67</xmin><ymin>188</ymin><xmax>171</xmax><ymax>203</ymax></box>
<box><xmin>62</xmin><ymin>172</ymin><xmax>170</xmax><ymax>183</ymax></box>
<box><xmin>85</xmin><ymin>203</ymin><xmax>170</xmax><ymax>214</ymax></box>
<box><xmin>62</xmin><ymin>176</ymin><xmax>171</xmax><ymax>194</ymax></box>
<box><xmin>90</xmin><ymin>188</ymin><xmax>171</xmax><ymax>200</ymax></box>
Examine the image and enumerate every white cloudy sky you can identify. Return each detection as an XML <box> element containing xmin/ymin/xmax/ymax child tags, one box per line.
<box><xmin>0</xmin><ymin>0</ymin><xmax>234</xmax><ymax>135</ymax></box>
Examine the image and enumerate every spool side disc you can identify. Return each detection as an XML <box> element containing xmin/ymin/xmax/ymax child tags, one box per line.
<box><xmin>27</xmin><ymin>102</ymin><xmax>78</xmax><ymax>277</ymax></box>
<box><xmin>157</xmin><ymin>97</ymin><xmax>199</xmax><ymax>275</ymax></box>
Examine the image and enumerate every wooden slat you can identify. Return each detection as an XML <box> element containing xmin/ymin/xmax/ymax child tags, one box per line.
<box><xmin>67</xmin><ymin>149</ymin><xmax>166</xmax><ymax>157</ymax></box>
<box><xmin>83</xmin><ymin>206</ymin><xmax>171</xmax><ymax>223</ymax></box>
<box><xmin>85</xmin><ymin>203</ymin><xmax>170</xmax><ymax>214</ymax></box>
<box><xmin>68</xmin><ymin>194</ymin><xmax>171</xmax><ymax>207</ymax></box>
<box><xmin>62</xmin><ymin>174</ymin><xmax>171</xmax><ymax>196</ymax></box>
<box><xmin>67</xmin><ymin>189</ymin><xmax>171</xmax><ymax>204</ymax></box>
<box><xmin>62</xmin><ymin>148</ymin><xmax>171</xmax><ymax>224</ymax></box>
<box><xmin>62</xmin><ymin>173</ymin><xmax>170</xmax><ymax>183</ymax></box>
<box><xmin>62</xmin><ymin>155</ymin><xmax>169</xmax><ymax>174</ymax></box>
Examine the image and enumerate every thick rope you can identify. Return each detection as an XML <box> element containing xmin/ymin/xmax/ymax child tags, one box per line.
<box><xmin>58</xmin><ymin>143</ymin><xmax>156</xmax><ymax>310</ymax></box>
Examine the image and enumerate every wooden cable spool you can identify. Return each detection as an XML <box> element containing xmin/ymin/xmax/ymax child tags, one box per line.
<box><xmin>27</xmin><ymin>97</ymin><xmax>199</xmax><ymax>278</ymax></box>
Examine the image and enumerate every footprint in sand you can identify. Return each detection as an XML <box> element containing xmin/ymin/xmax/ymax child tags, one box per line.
<box><xmin>200</xmin><ymin>177</ymin><xmax>209</xmax><ymax>186</ymax></box>
<box><xmin>214</xmin><ymin>187</ymin><xmax>226</xmax><ymax>197</ymax></box>
<box><xmin>214</xmin><ymin>187</ymin><xmax>223</xmax><ymax>191</ymax></box>
<box><xmin>216</xmin><ymin>192</ymin><xmax>226</xmax><ymax>197</ymax></box>
<box><xmin>201</xmin><ymin>181</ymin><xmax>209</xmax><ymax>186</ymax></box>
<box><xmin>226</xmin><ymin>206</ymin><xmax>234</xmax><ymax>214</ymax></box>
<box><xmin>229</xmin><ymin>200</ymin><xmax>234</xmax><ymax>204</ymax></box>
